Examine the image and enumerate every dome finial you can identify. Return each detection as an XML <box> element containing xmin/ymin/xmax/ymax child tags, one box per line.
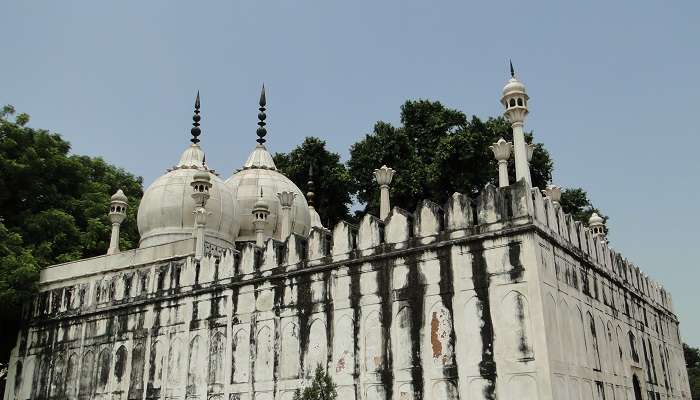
<box><xmin>510</xmin><ymin>59</ymin><xmax>515</xmax><ymax>78</ymax></box>
<box><xmin>191</xmin><ymin>91</ymin><xmax>202</xmax><ymax>144</ymax></box>
<box><xmin>307</xmin><ymin>164</ymin><xmax>316</xmax><ymax>207</ymax></box>
<box><xmin>256</xmin><ymin>84</ymin><xmax>267</xmax><ymax>145</ymax></box>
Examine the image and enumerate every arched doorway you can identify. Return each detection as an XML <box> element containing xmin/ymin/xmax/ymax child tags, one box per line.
<box><xmin>632</xmin><ymin>374</ymin><xmax>643</xmax><ymax>400</ymax></box>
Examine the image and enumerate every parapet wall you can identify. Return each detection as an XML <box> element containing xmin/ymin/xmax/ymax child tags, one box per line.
<box><xmin>28</xmin><ymin>180</ymin><xmax>673</xmax><ymax>323</ymax></box>
<box><xmin>527</xmin><ymin>187</ymin><xmax>674</xmax><ymax>316</ymax></box>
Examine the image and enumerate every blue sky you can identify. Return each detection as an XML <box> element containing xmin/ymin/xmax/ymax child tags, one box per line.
<box><xmin>2</xmin><ymin>1</ymin><xmax>698</xmax><ymax>346</ymax></box>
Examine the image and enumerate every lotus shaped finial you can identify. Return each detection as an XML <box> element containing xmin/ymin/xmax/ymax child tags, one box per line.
<box><xmin>489</xmin><ymin>138</ymin><xmax>513</xmax><ymax>161</ymax></box>
<box><xmin>374</xmin><ymin>165</ymin><xmax>396</xmax><ymax>187</ymax></box>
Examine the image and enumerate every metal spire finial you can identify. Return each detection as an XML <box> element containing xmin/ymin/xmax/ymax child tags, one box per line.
<box><xmin>256</xmin><ymin>84</ymin><xmax>267</xmax><ymax>145</ymax></box>
<box><xmin>191</xmin><ymin>91</ymin><xmax>202</xmax><ymax>144</ymax></box>
<box><xmin>307</xmin><ymin>164</ymin><xmax>316</xmax><ymax>207</ymax></box>
<box><xmin>509</xmin><ymin>60</ymin><xmax>515</xmax><ymax>78</ymax></box>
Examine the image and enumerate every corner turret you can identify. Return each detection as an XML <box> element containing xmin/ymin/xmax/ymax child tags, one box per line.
<box><xmin>501</xmin><ymin>61</ymin><xmax>532</xmax><ymax>186</ymax></box>
<box><xmin>107</xmin><ymin>189</ymin><xmax>127</xmax><ymax>255</ymax></box>
<box><xmin>253</xmin><ymin>189</ymin><xmax>270</xmax><ymax>247</ymax></box>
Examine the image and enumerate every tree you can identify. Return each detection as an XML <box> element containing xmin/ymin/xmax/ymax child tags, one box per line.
<box><xmin>0</xmin><ymin>106</ymin><xmax>143</xmax><ymax>367</ymax></box>
<box><xmin>560</xmin><ymin>188</ymin><xmax>608</xmax><ymax>231</ymax></box>
<box><xmin>274</xmin><ymin>137</ymin><xmax>353</xmax><ymax>227</ymax></box>
<box><xmin>684</xmin><ymin>343</ymin><xmax>700</xmax><ymax>399</ymax></box>
<box><xmin>293</xmin><ymin>365</ymin><xmax>337</xmax><ymax>400</ymax></box>
<box><xmin>348</xmin><ymin>100</ymin><xmax>554</xmax><ymax>215</ymax></box>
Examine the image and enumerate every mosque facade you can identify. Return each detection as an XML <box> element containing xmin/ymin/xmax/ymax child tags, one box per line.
<box><xmin>3</xmin><ymin>70</ymin><xmax>692</xmax><ymax>400</ymax></box>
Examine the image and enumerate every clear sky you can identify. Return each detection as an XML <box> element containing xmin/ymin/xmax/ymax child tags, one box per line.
<box><xmin>2</xmin><ymin>1</ymin><xmax>698</xmax><ymax>346</ymax></box>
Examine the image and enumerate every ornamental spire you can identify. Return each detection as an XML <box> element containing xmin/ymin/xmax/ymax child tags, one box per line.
<box><xmin>191</xmin><ymin>91</ymin><xmax>201</xmax><ymax>144</ymax></box>
<box><xmin>510</xmin><ymin>60</ymin><xmax>515</xmax><ymax>78</ymax></box>
<box><xmin>307</xmin><ymin>164</ymin><xmax>316</xmax><ymax>207</ymax></box>
<box><xmin>256</xmin><ymin>84</ymin><xmax>267</xmax><ymax>145</ymax></box>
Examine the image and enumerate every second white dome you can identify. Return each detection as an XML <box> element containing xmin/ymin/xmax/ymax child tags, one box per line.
<box><xmin>225</xmin><ymin>144</ymin><xmax>310</xmax><ymax>242</ymax></box>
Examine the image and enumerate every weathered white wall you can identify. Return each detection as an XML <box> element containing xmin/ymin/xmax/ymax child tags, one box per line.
<box><xmin>528</xmin><ymin>188</ymin><xmax>691</xmax><ymax>400</ymax></box>
<box><xmin>3</xmin><ymin>181</ymin><xmax>690</xmax><ymax>400</ymax></box>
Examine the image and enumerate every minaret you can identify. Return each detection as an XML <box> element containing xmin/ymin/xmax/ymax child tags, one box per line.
<box><xmin>107</xmin><ymin>189</ymin><xmax>128</xmax><ymax>255</ymax></box>
<box><xmin>191</xmin><ymin>170</ymin><xmax>212</xmax><ymax>260</ymax></box>
<box><xmin>374</xmin><ymin>165</ymin><xmax>396</xmax><ymax>220</ymax></box>
<box><xmin>277</xmin><ymin>191</ymin><xmax>296</xmax><ymax>240</ymax></box>
<box><xmin>589</xmin><ymin>213</ymin><xmax>606</xmax><ymax>242</ymax></box>
<box><xmin>489</xmin><ymin>138</ymin><xmax>512</xmax><ymax>187</ymax></box>
<box><xmin>501</xmin><ymin>61</ymin><xmax>532</xmax><ymax>186</ymax></box>
<box><xmin>307</xmin><ymin>165</ymin><xmax>324</xmax><ymax>229</ymax></box>
<box><xmin>252</xmin><ymin>188</ymin><xmax>270</xmax><ymax>247</ymax></box>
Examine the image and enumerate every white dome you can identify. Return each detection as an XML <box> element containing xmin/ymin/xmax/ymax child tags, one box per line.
<box><xmin>225</xmin><ymin>144</ymin><xmax>310</xmax><ymax>242</ymax></box>
<box><xmin>111</xmin><ymin>189</ymin><xmax>128</xmax><ymax>203</ymax></box>
<box><xmin>502</xmin><ymin>77</ymin><xmax>527</xmax><ymax>97</ymax></box>
<box><xmin>588</xmin><ymin>212</ymin><xmax>604</xmax><ymax>225</ymax></box>
<box><xmin>137</xmin><ymin>144</ymin><xmax>239</xmax><ymax>248</ymax></box>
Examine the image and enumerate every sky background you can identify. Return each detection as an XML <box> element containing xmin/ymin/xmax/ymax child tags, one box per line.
<box><xmin>2</xmin><ymin>1</ymin><xmax>699</xmax><ymax>346</ymax></box>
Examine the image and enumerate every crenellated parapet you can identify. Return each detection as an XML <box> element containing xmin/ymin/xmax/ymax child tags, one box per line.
<box><xmin>529</xmin><ymin>185</ymin><xmax>675</xmax><ymax>317</ymax></box>
<box><xmin>26</xmin><ymin>179</ymin><xmax>674</xmax><ymax>324</ymax></box>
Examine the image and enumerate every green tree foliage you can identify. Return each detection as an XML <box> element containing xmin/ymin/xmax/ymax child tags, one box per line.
<box><xmin>348</xmin><ymin>100</ymin><xmax>554</xmax><ymax>215</ymax></box>
<box><xmin>293</xmin><ymin>365</ymin><xmax>337</xmax><ymax>400</ymax></box>
<box><xmin>274</xmin><ymin>137</ymin><xmax>353</xmax><ymax>227</ymax></box>
<box><xmin>560</xmin><ymin>187</ymin><xmax>607</xmax><ymax>230</ymax></box>
<box><xmin>0</xmin><ymin>105</ymin><xmax>143</xmax><ymax>364</ymax></box>
<box><xmin>684</xmin><ymin>343</ymin><xmax>700</xmax><ymax>399</ymax></box>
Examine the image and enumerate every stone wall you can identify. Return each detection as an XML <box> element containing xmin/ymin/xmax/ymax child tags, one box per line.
<box><xmin>529</xmin><ymin>188</ymin><xmax>691</xmax><ymax>399</ymax></box>
<box><xmin>3</xmin><ymin>181</ymin><xmax>691</xmax><ymax>400</ymax></box>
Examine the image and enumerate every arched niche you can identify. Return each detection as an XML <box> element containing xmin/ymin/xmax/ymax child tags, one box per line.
<box><xmin>281</xmin><ymin>321</ymin><xmax>300</xmax><ymax>378</ymax></box>
<box><xmin>231</xmin><ymin>329</ymin><xmax>250</xmax><ymax>383</ymax></box>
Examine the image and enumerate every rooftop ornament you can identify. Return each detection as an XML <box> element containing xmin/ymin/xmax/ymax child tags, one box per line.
<box><xmin>256</xmin><ymin>85</ymin><xmax>267</xmax><ymax>145</ymax></box>
<box><xmin>490</xmin><ymin>138</ymin><xmax>512</xmax><ymax>187</ymax></box>
<box><xmin>191</xmin><ymin>91</ymin><xmax>201</xmax><ymax>144</ymax></box>
<box><xmin>374</xmin><ymin>165</ymin><xmax>396</xmax><ymax>220</ymax></box>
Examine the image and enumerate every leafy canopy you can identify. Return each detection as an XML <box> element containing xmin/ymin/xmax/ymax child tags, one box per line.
<box><xmin>0</xmin><ymin>105</ymin><xmax>143</xmax><ymax>365</ymax></box>
<box><xmin>293</xmin><ymin>365</ymin><xmax>337</xmax><ymax>400</ymax></box>
<box><xmin>684</xmin><ymin>343</ymin><xmax>700</xmax><ymax>399</ymax></box>
<box><xmin>274</xmin><ymin>137</ymin><xmax>353</xmax><ymax>227</ymax></box>
<box><xmin>560</xmin><ymin>187</ymin><xmax>608</xmax><ymax>230</ymax></box>
<box><xmin>270</xmin><ymin>100</ymin><xmax>603</xmax><ymax>228</ymax></box>
<box><xmin>347</xmin><ymin>99</ymin><xmax>554</xmax><ymax>215</ymax></box>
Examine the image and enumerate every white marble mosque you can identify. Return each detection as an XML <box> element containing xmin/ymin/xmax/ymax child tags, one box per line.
<box><xmin>3</xmin><ymin>67</ymin><xmax>692</xmax><ymax>400</ymax></box>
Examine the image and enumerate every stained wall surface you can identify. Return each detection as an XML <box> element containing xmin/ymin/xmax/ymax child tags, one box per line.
<box><xmin>3</xmin><ymin>181</ymin><xmax>691</xmax><ymax>400</ymax></box>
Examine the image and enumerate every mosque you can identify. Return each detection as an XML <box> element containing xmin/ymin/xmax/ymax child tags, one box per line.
<box><xmin>2</xmin><ymin>67</ymin><xmax>692</xmax><ymax>400</ymax></box>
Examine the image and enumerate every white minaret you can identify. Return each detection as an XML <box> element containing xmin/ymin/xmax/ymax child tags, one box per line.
<box><xmin>277</xmin><ymin>191</ymin><xmax>296</xmax><ymax>240</ymax></box>
<box><xmin>501</xmin><ymin>61</ymin><xmax>532</xmax><ymax>186</ymax></box>
<box><xmin>107</xmin><ymin>189</ymin><xmax>127</xmax><ymax>255</ymax></box>
<box><xmin>374</xmin><ymin>165</ymin><xmax>396</xmax><ymax>220</ymax></box>
<box><xmin>489</xmin><ymin>138</ymin><xmax>512</xmax><ymax>187</ymax></box>
<box><xmin>589</xmin><ymin>213</ymin><xmax>606</xmax><ymax>241</ymax></box>
<box><xmin>252</xmin><ymin>189</ymin><xmax>270</xmax><ymax>247</ymax></box>
<box><xmin>191</xmin><ymin>170</ymin><xmax>212</xmax><ymax>260</ymax></box>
